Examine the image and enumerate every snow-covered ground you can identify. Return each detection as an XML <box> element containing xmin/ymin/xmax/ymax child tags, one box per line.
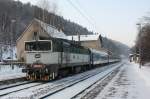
<box><xmin>0</xmin><ymin>62</ymin><xmax>122</xmax><ymax>99</ymax></box>
<box><xmin>0</xmin><ymin>46</ymin><xmax>17</xmax><ymax>60</ymax></box>
<box><xmin>0</xmin><ymin>46</ymin><xmax>25</xmax><ymax>81</ymax></box>
<box><xmin>1</xmin><ymin>61</ymin><xmax>150</xmax><ymax>99</ymax></box>
<box><xmin>0</xmin><ymin>65</ymin><xmax>25</xmax><ymax>81</ymax></box>
<box><xmin>45</xmin><ymin>62</ymin><xmax>122</xmax><ymax>99</ymax></box>
<box><xmin>95</xmin><ymin>62</ymin><xmax>150</xmax><ymax>99</ymax></box>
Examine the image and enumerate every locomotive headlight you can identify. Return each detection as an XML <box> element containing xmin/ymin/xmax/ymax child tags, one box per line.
<box><xmin>35</xmin><ymin>53</ymin><xmax>41</xmax><ymax>58</ymax></box>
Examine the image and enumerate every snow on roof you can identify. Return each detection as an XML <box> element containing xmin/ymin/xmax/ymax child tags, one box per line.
<box><xmin>35</xmin><ymin>19</ymin><xmax>67</xmax><ymax>39</ymax></box>
<box><xmin>35</xmin><ymin>19</ymin><xmax>102</xmax><ymax>42</ymax></box>
<box><xmin>67</xmin><ymin>34</ymin><xmax>100</xmax><ymax>41</ymax></box>
<box><xmin>35</xmin><ymin>19</ymin><xmax>101</xmax><ymax>41</ymax></box>
<box><xmin>90</xmin><ymin>48</ymin><xmax>108</xmax><ymax>56</ymax></box>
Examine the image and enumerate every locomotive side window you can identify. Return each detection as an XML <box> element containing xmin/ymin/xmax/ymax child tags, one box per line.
<box><xmin>25</xmin><ymin>41</ymin><xmax>52</xmax><ymax>51</ymax></box>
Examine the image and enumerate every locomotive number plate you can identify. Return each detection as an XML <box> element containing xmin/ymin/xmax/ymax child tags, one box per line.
<box><xmin>35</xmin><ymin>54</ymin><xmax>41</xmax><ymax>58</ymax></box>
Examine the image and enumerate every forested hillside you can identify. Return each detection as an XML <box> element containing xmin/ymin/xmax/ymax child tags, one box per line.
<box><xmin>0</xmin><ymin>0</ymin><xmax>93</xmax><ymax>43</ymax></box>
<box><xmin>102</xmin><ymin>37</ymin><xmax>130</xmax><ymax>57</ymax></box>
<box><xmin>0</xmin><ymin>0</ymin><xmax>129</xmax><ymax>57</ymax></box>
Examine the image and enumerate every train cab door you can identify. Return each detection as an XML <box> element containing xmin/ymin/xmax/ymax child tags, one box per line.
<box><xmin>60</xmin><ymin>42</ymin><xmax>71</xmax><ymax>67</ymax></box>
<box><xmin>90</xmin><ymin>51</ymin><xmax>94</xmax><ymax>66</ymax></box>
<box><xmin>64</xmin><ymin>47</ymin><xmax>71</xmax><ymax>66</ymax></box>
<box><xmin>58</xmin><ymin>42</ymin><xmax>63</xmax><ymax>67</ymax></box>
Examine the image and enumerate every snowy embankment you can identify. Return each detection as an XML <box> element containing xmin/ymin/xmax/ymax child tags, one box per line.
<box><xmin>0</xmin><ymin>46</ymin><xmax>17</xmax><ymax>60</ymax></box>
<box><xmin>0</xmin><ymin>46</ymin><xmax>25</xmax><ymax>81</ymax></box>
<box><xmin>0</xmin><ymin>65</ymin><xmax>25</xmax><ymax>81</ymax></box>
<box><xmin>95</xmin><ymin>62</ymin><xmax>150</xmax><ymax>99</ymax></box>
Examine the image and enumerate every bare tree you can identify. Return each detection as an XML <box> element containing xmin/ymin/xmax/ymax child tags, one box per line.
<box><xmin>135</xmin><ymin>15</ymin><xmax>150</xmax><ymax>64</ymax></box>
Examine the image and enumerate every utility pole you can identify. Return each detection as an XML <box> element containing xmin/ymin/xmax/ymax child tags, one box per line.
<box><xmin>0</xmin><ymin>46</ymin><xmax>2</xmax><ymax>62</ymax></box>
<box><xmin>10</xmin><ymin>19</ymin><xmax>16</xmax><ymax>67</ymax></box>
<box><xmin>105</xmin><ymin>37</ymin><xmax>110</xmax><ymax>63</ymax></box>
<box><xmin>77</xmin><ymin>32</ymin><xmax>81</xmax><ymax>45</ymax></box>
<box><xmin>136</xmin><ymin>23</ymin><xmax>142</xmax><ymax>68</ymax></box>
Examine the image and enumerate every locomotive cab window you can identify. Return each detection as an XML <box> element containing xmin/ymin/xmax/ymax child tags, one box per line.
<box><xmin>25</xmin><ymin>40</ymin><xmax>52</xmax><ymax>51</ymax></box>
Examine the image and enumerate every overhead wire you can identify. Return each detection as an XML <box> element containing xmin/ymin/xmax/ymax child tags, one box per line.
<box><xmin>66</xmin><ymin>0</ymin><xmax>95</xmax><ymax>29</ymax></box>
<box><xmin>67</xmin><ymin>0</ymin><xmax>101</xmax><ymax>35</ymax></box>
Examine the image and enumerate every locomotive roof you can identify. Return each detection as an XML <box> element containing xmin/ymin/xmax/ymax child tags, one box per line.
<box><xmin>51</xmin><ymin>37</ymin><xmax>89</xmax><ymax>49</ymax></box>
<box><xmin>67</xmin><ymin>34</ymin><xmax>101</xmax><ymax>41</ymax></box>
<box><xmin>25</xmin><ymin>37</ymin><xmax>89</xmax><ymax>50</ymax></box>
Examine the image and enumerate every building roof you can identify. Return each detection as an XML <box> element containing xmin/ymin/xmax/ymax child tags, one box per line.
<box><xmin>35</xmin><ymin>19</ymin><xmax>67</xmax><ymax>39</ymax></box>
<box><xmin>17</xmin><ymin>18</ymin><xmax>101</xmax><ymax>43</ymax></box>
<box><xmin>67</xmin><ymin>34</ymin><xmax>100</xmax><ymax>41</ymax></box>
<box><xmin>90</xmin><ymin>48</ymin><xmax>108</xmax><ymax>56</ymax></box>
<box><xmin>16</xmin><ymin>18</ymin><xmax>67</xmax><ymax>42</ymax></box>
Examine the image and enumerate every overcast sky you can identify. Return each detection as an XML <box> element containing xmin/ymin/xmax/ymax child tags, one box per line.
<box><xmin>19</xmin><ymin>0</ymin><xmax>150</xmax><ymax>47</ymax></box>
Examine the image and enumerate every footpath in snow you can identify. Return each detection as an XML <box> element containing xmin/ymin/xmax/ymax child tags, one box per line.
<box><xmin>95</xmin><ymin>62</ymin><xmax>150</xmax><ymax>99</ymax></box>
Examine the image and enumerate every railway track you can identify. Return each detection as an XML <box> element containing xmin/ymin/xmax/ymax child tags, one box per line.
<box><xmin>0</xmin><ymin>81</ymin><xmax>33</xmax><ymax>90</ymax></box>
<box><xmin>0</xmin><ymin>81</ymin><xmax>45</xmax><ymax>97</ymax></box>
<box><xmin>40</xmin><ymin>68</ymin><xmax>111</xmax><ymax>99</ymax></box>
<box><xmin>1</xmin><ymin>62</ymin><xmax>123</xmax><ymax>99</ymax></box>
<box><xmin>42</xmin><ymin>63</ymin><xmax>124</xmax><ymax>99</ymax></box>
<box><xmin>71</xmin><ymin>64</ymin><xmax>124</xmax><ymax>99</ymax></box>
<box><xmin>40</xmin><ymin>63</ymin><xmax>124</xmax><ymax>99</ymax></box>
<box><xmin>0</xmin><ymin>77</ymin><xmax>25</xmax><ymax>86</ymax></box>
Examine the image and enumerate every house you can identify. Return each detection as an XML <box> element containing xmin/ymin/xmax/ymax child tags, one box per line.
<box><xmin>67</xmin><ymin>34</ymin><xmax>103</xmax><ymax>51</ymax></box>
<box><xmin>16</xmin><ymin>18</ymin><xmax>67</xmax><ymax>61</ymax></box>
<box><xmin>16</xmin><ymin>18</ymin><xmax>106</xmax><ymax>62</ymax></box>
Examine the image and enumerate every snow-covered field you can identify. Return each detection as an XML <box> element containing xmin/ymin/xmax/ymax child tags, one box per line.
<box><xmin>0</xmin><ymin>65</ymin><xmax>25</xmax><ymax>81</ymax></box>
<box><xmin>95</xmin><ymin>62</ymin><xmax>150</xmax><ymax>99</ymax></box>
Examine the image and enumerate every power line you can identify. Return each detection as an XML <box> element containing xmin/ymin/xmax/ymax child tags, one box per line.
<box><xmin>67</xmin><ymin>0</ymin><xmax>95</xmax><ymax>29</ymax></box>
<box><xmin>75</xmin><ymin>0</ymin><xmax>95</xmax><ymax>23</ymax></box>
<box><xmin>67</xmin><ymin>0</ymin><xmax>102</xmax><ymax>35</ymax></box>
<box><xmin>76</xmin><ymin>0</ymin><xmax>106</xmax><ymax>36</ymax></box>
